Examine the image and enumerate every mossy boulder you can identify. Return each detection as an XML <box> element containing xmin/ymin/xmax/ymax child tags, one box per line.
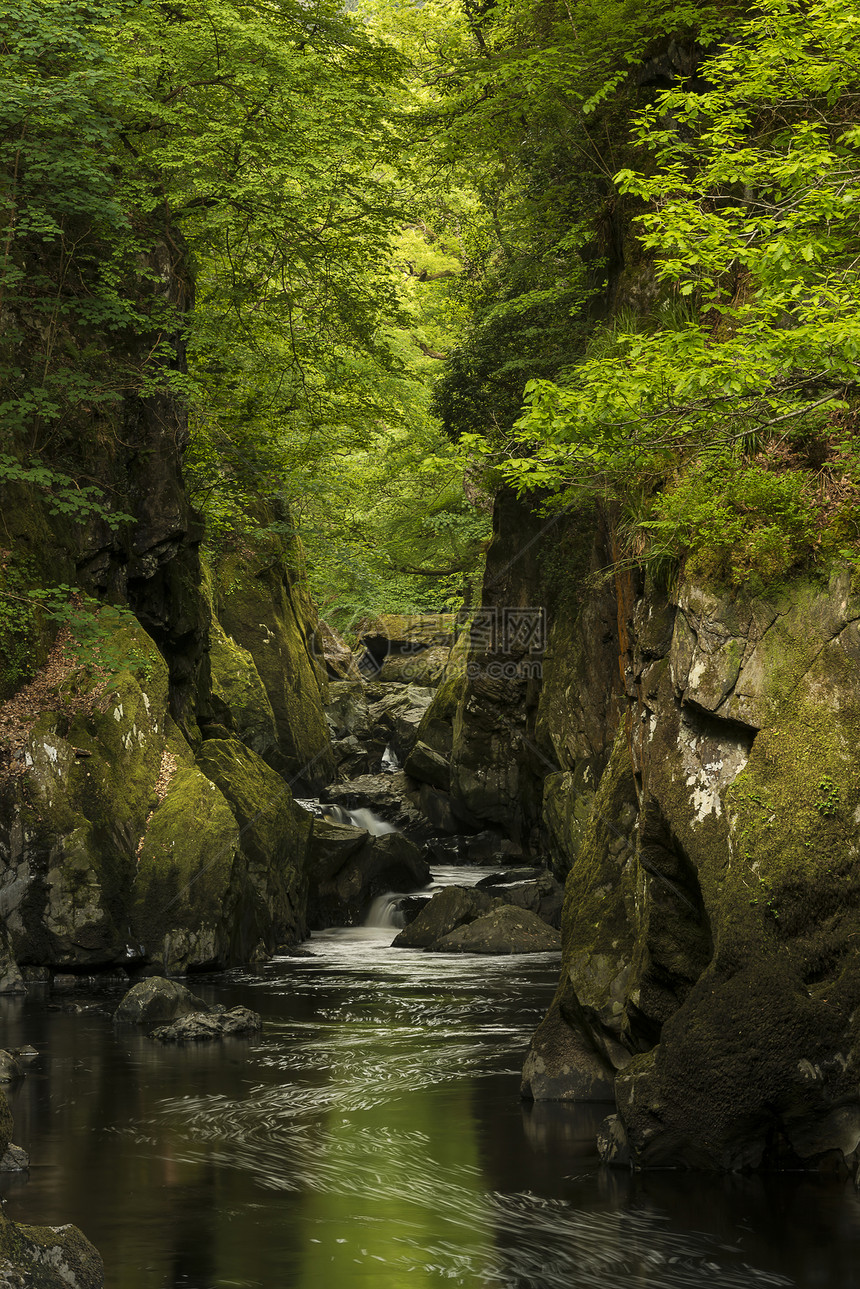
<box><xmin>212</xmin><ymin>534</ymin><xmax>334</xmax><ymax>791</ymax></box>
<box><xmin>113</xmin><ymin>976</ymin><xmax>205</xmax><ymax>1027</ymax></box>
<box><xmin>1</xmin><ymin>627</ymin><xmax>170</xmax><ymax>967</ymax></box>
<box><xmin>196</xmin><ymin>738</ymin><xmax>312</xmax><ymax>948</ymax></box>
<box><xmin>207</xmin><ymin>616</ymin><xmax>278</xmax><ymax>758</ymax></box>
<box><xmin>0</xmin><ymin>1213</ymin><xmax>104</xmax><ymax>1288</ymax></box>
<box><xmin>435</xmin><ymin>905</ymin><xmax>560</xmax><ymax>954</ymax></box>
<box><xmin>392</xmin><ymin>885</ymin><xmax>495</xmax><ymax>949</ymax></box>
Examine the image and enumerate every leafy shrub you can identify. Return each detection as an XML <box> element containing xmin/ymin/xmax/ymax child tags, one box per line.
<box><xmin>642</xmin><ymin>457</ymin><xmax>819</xmax><ymax>594</ymax></box>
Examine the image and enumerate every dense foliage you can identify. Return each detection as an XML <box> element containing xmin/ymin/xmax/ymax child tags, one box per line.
<box><xmin>4</xmin><ymin>0</ymin><xmax>860</xmax><ymax>651</ymax></box>
<box><xmin>461</xmin><ymin>0</ymin><xmax>860</xmax><ymax>590</ymax></box>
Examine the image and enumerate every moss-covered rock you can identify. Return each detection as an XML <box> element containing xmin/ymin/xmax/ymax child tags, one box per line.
<box><xmin>207</xmin><ymin>616</ymin><xmax>278</xmax><ymax>758</ymax></box>
<box><xmin>533</xmin><ymin>562</ymin><xmax>860</xmax><ymax>1174</ymax></box>
<box><xmin>435</xmin><ymin>905</ymin><xmax>560</xmax><ymax>954</ymax></box>
<box><xmin>0</xmin><ymin>1213</ymin><xmax>104</xmax><ymax>1288</ymax></box>
<box><xmin>113</xmin><ymin>975</ymin><xmax>206</xmax><ymax>1027</ymax></box>
<box><xmin>196</xmin><ymin>738</ymin><xmax>312</xmax><ymax>949</ymax></box>
<box><xmin>212</xmin><ymin>532</ymin><xmax>334</xmax><ymax>791</ymax></box>
<box><xmin>132</xmin><ymin>754</ymin><xmax>240</xmax><ymax>972</ymax></box>
<box><xmin>1</xmin><ymin>627</ymin><xmax>169</xmax><ymax>967</ymax></box>
<box><xmin>392</xmin><ymin>885</ymin><xmax>494</xmax><ymax>949</ymax></box>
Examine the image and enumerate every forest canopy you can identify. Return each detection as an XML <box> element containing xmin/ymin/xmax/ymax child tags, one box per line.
<box><xmin>2</xmin><ymin>0</ymin><xmax>860</xmax><ymax>631</ymax></box>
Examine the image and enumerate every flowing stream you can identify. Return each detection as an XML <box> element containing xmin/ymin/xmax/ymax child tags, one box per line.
<box><xmin>1</xmin><ymin>872</ymin><xmax>860</xmax><ymax>1288</ymax></box>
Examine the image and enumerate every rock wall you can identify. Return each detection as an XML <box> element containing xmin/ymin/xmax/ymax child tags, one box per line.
<box><xmin>0</xmin><ymin>302</ymin><xmax>332</xmax><ymax>980</ymax></box>
<box><xmin>467</xmin><ymin>491</ymin><xmax>860</xmax><ymax>1174</ymax></box>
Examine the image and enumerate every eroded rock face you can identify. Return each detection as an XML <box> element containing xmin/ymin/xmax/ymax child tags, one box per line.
<box><xmin>211</xmin><ymin>526</ymin><xmax>334</xmax><ymax>793</ymax></box>
<box><xmin>0</xmin><ymin>638</ymin><xmax>313</xmax><ymax>974</ymax></box>
<box><xmin>524</xmin><ymin>565</ymin><xmax>860</xmax><ymax>1175</ymax></box>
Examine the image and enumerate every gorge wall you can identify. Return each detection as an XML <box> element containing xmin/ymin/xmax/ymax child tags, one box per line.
<box><xmin>451</xmin><ymin>489</ymin><xmax>860</xmax><ymax>1177</ymax></box>
<box><xmin>0</xmin><ymin>333</ymin><xmax>333</xmax><ymax>978</ymax></box>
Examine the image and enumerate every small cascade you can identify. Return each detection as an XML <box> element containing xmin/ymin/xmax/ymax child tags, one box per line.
<box><xmin>346</xmin><ymin>807</ymin><xmax>396</xmax><ymax>836</ymax></box>
<box><xmin>364</xmin><ymin>892</ymin><xmax>409</xmax><ymax>928</ymax></box>
<box><xmin>381</xmin><ymin>743</ymin><xmax>400</xmax><ymax>773</ymax></box>
<box><xmin>295</xmin><ymin>799</ymin><xmax>397</xmax><ymax>836</ymax></box>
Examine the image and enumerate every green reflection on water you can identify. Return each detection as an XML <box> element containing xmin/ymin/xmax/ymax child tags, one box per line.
<box><xmin>294</xmin><ymin>1083</ymin><xmax>499</xmax><ymax>1289</ymax></box>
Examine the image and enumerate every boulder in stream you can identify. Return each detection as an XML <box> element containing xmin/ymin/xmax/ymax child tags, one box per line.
<box><xmin>392</xmin><ymin>886</ymin><xmax>494</xmax><ymax>949</ymax></box>
<box><xmin>0</xmin><ymin>1143</ymin><xmax>29</xmax><ymax>1172</ymax></box>
<box><xmin>473</xmin><ymin>871</ymin><xmax>564</xmax><ymax>929</ymax></box>
<box><xmin>434</xmin><ymin>905</ymin><xmax>561</xmax><ymax>954</ymax></box>
<box><xmin>151</xmin><ymin>1005</ymin><xmax>262</xmax><ymax>1043</ymax></box>
<box><xmin>0</xmin><ymin>1214</ymin><xmax>105</xmax><ymax>1289</ymax></box>
<box><xmin>113</xmin><ymin>976</ymin><xmax>207</xmax><ymax>1027</ymax></box>
<box><xmin>393</xmin><ymin>885</ymin><xmax>560</xmax><ymax>953</ymax></box>
<box><xmin>0</xmin><ymin>1052</ymin><xmax>23</xmax><ymax>1084</ymax></box>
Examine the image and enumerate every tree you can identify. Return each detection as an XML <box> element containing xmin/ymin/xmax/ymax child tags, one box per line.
<box><xmin>480</xmin><ymin>0</ymin><xmax>860</xmax><ymax>587</ymax></box>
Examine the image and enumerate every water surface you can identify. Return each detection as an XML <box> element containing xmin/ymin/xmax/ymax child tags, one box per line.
<box><xmin>1</xmin><ymin>912</ymin><xmax>859</xmax><ymax>1288</ymax></box>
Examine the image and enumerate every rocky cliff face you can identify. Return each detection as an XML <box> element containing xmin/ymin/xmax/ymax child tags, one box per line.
<box><xmin>0</xmin><ymin>259</ymin><xmax>333</xmax><ymax>977</ymax></box>
<box><xmin>457</xmin><ymin>490</ymin><xmax>860</xmax><ymax>1175</ymax></box>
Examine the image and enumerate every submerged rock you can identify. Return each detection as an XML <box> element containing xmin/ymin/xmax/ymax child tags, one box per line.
<box><xmin>151</xmin><ymin>1005</ymin><xmax>262</xmax><ymax>1043</ymax></box>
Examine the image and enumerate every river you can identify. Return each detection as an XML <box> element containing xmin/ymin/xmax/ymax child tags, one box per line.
<box><xmin>1</xmin><ymin>871</ymin><xmax>859</xmax><ymax>1289</ymax></box>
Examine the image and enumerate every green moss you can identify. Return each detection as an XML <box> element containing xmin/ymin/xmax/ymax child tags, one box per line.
<box><xmin>196</xmin><ymin>738</ymin><xmax>312</xmax><ymax>948</ymax></box>
<box><xmin>724</xmin><ymin>695</ymin><xmax>860</xmax><ymax>974</ymax></box>
<box><xmin>133</xmin><ymin>761</ymin><xmax>240</xmax><ymax>969</ymax></box>
<box><xmin>212</xmin><ymin>545</ymin><xmax>334</xmax><ymax>789</ymax></box>
<box><xmin>560</xmin><ymin>723</ymin><xmax>639</xmax><ymax>1018</ymax></box>
<box><xmin>0</xmin><ymin>1211</ymin><xmax>104</xmax><ymax>1288</ymax></box>
<box><xmin>542</xmin><ymin>768</ymin><xmax>599</xmax><ymax>879</ymax></box>
<box><xmin>207</xmin><ymin>616</ymin><xmax>278</xmax><ymax>756</ymax></box>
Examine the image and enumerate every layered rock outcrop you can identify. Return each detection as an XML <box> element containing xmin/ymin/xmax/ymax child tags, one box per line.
<box><xmin>456</xmin><ymin>488</ymin><xmax>860</xmax><ymax>1174</ymax></box>
<box><xmin>525</xmin><ymin>549</ymin><xmax>860</xmax><ymax>1171</ymax></box>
